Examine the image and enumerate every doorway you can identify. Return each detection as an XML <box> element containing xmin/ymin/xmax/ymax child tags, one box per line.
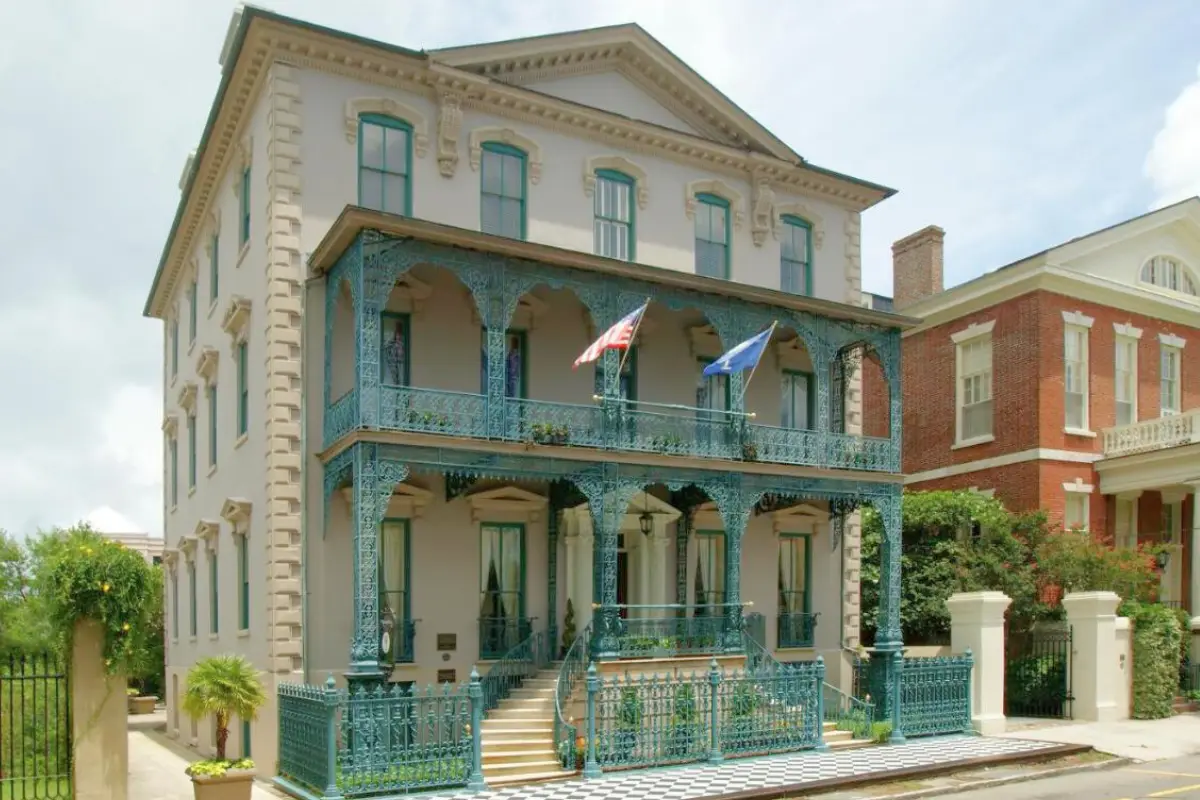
<box><xmin>617</xmin><ymin>551</ymin><xmax>629</xmax><ymax>617</ymax></box>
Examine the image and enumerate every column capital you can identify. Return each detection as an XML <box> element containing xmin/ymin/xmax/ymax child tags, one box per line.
<box><xmin>946</xmin><ymin>591</ymin><xmax>1011</xmax><ymax>624</ymax></box>
<box><xmin>1062</xmin><ymin>591</ymin><xmax>1121</xmax><ymax>620</ymax></box>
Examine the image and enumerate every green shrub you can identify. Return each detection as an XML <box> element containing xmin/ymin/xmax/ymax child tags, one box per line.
<box><xmin>1005</xmin><ymin>653</ymin><xmax>1067</xmax><ymax>717</ymax></box>
<box><xmin>871</xmin><ymin>721</ymin><xmax>893</xmax><ymax>743</ymax></box>
<box><xmin>1125</xmin><ymin>602</ymin><xmax>1183</xmax><ymax>719</ymax></box>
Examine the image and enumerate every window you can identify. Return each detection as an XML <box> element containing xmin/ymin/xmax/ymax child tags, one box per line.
<box><xmin>1064</xmin><ymin>325</ymin><xmax>1089</xmax><ymax>430</ymax></box>
<box><xmin>170</xmin><ymin>571</ymin><xmax>179</xmax><ymax>639</ymax></box>
<box><xmin>188</xmin><ymin>281</ymin><xmax>198</xmax><ymax>345</ymax></box>
<box><xmin>209</xmin><ymin>233</ymin><xmax>219</xmax><ymax>302</ymax></box>
<box><xmin>694</xmin><ymin>193</ymin><xmax>730</xmax><ymax>279</ymax></box>
<box><xmin>207</xmin><ymin>385</ymin><xmax>217</xmax><ymax>468</ymax></box>
<box><xmin>1115</xmin><ymin>337</ymin><xmax>1137</xmax><ymax>427</ymax></box>
<box><xmin>237</xmin><ymin>535</ymin><xmax>249</xmax><ymax>631</ymax></box>
<box><xmin>239</xmin><ymin>167</ymin><xmax>251</xmax><ymax>246</ymax></box>
<box><xmin>779</xmin><ymin>215</ymin><xmax>812</xmax><ymax>296</ymax></box>
<box><xmin>697</xmin><ymin>362</ymin><xmax>730</xmax><ymax>412</ymax></box>
<box><xmin>480</xmin><ymin>143</ymin><xmax>526</xmax><ymax>240</ymax></box>
<box><xmin>380</xmin><ymin>313</ymin><xmax>411</xmax><ymax>387</ymax></box>
<box><xmin>956</xmin><ymin>335</ymin><xmax>993</xmax><ymax>443</ymax></box>
<box><xmin>1115</xmin><ymin>497</ymin><xmax>1138</xmax><ymax>550</ymax></box>
<box><xmin>777</xmin><ymin>534</ymin><xmax>812</xmax><ymax>647</ymax></box>
<box><xmin>1161</xmin><ymin>346</ymin><xmax>1181</xmax><ymax>415</ymax></box>
<box><xmin>594</xmin><ymin>346</ymin><xmax>637</xmax><ymax>399</ymax></box>
<box><xmin>593</xmin><ymin>170</ymin><xmax>634</xmax><ymax>260</ymax></box>
<box><xmin>693</xmin><ymin>531</ymin><xmax>725</xmax><ymax>608</ymax></box>
<box><xmin>170</xmin><ymin>320</ymin><xmax>179</xmax><ymax>379</ymax></box>
<box><xmin>242</xmin><ymin>720</ymin><xmax>251</xmax><ymax>759</ymax></box>
<box><xmin>169</xmin><ymin>436</ymin><xmax>178</xmax><ymax>508</ymax></box>
<box><xmin>781</xmin><ymin>371</ymin><xmax>813</xmax><ymax>430</ymax></box>
<box><xmin>236</xmin><ymin>341</ymin><xmax>248</xmax><ymax>437</ymax></box>
<box><xmin>1064</xmin><ymin>493</ymin><xmax>1089</xmax><ymax>532</ymax></box>
<box><xmin>479</xmin><ymin>523</ymin><xmax>525</xmax><ymax>659</ymax></box>
<box><xmin>479</xmin><ymin>330</ymin><xmax>527</xmax><ymax>398</ymax></box>
<box><xmin>380</xmin><ymin>519</ymin><xmax>411</xmax><ymax>663</ymax></box>
<box><xmin>209</xmin><ymin>553</ymin><xmax>219</xmax><ymax>635</ymax></box>
<box><xmin>188</xmin><ymin>561</ymin><xmax>197</xmax><ymax>637</ymax></box>
<box><xmin>358</xmin><ymin>114</ymin><xmax>412</xmax><ymax>215</ymax></box>
<box><xmin>186</xmin><ymin>414</ymin><xmax>197</xmax><ymax>490</ymax></box>
<box><xmin>1141</xmin><ymin>256</ymin><xmax>1198</xmax><ymax>296</ymax></box>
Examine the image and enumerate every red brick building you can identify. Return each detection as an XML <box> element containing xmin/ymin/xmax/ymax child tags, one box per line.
<box><xmin>868</xmin><ymin>199</ymin><xmax>1200</xmax><ymax>612</ymax></box>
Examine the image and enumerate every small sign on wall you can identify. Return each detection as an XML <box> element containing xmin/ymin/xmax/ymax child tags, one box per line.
<box><xmin>437</xmin><ymin>633</ymin><xmax>457</xmax><ymax>651</ymax></box>
<box><xmin>437</xmin><ymin>669</ymin><xmax>456</xmax><ymax>684</ymax></box>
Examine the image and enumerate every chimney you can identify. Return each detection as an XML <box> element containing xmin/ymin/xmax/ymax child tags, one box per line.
<box><xmin>892</xmin><ymin>226</ymin><xmax>945</xmax><ymax>311</ymax></box>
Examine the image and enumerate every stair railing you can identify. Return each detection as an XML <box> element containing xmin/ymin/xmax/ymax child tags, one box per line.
<box><xmin>479</xmin><ymin>623</ymin><xmax>550</xmax><ymax>714</ymax></box>
<box><xmin>554</xmin><ymin>623</ymin><xmax>591</xmax><ymax>770</ymax></box>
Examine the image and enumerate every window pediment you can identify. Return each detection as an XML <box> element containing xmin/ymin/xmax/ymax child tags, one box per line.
<box><xmin>179</xmin><ymin>535</ymin><xmax>198</xmax><ymax>561</ymax></box>
<box><xmin>687</xmin><ymin>323</ymin><xmax>722</xmax><ymax>359</ymax></box>
<box><xmin>771</xmin><ymin>502</ymin><xmax>828</xmax><ymax>536</ymax></box>
<box><xmin>221</xmin><ymin>296</ymin><xmax>252</xmax><ymax>344</ymax></box>
<box><xmin>220</xmin><ymin>497</ymin><xmax>253</xmax><ymax>533</ymax></box>
<box><xmin>583</xmin><ymin>155</ymin><xmax>649</xmax><ymax>208</ymax></box>
<box><xmin>162</xmin><ymin>413</ymin><xmax>179</xmax><ymax>437</ymax></box>
<box><xmin>685</xmin><ymin>179</ymin><xmax>744</xmax><ymax>229</ymax></box>
<box><xmin>344</xmin><ymin>98</ymin><xmax>430</xmax><ymax>157</ymax></box>
<box><xmin>468</xmin><ymin>127</ymin><xmax>543</xmax><ymax>183</ymax></box>
<box><xmin>162</xmin><ymin>549</ymin><xmax>179</xmax><ymax>570</ymax></box>
<box><xmin>195</xmin><ymin>518</ymin><xmax>221</xmax><ymax>551</ymax></box>
<box><xmin>178</xmin><ymin>381</ymin><xmax>199</xmax><ymax>413</ymax></box>
<box><xmin>341</xmin><ymin>481</ymin><xmax>433</xmax><ymax>519</ymax></box>
<box><xmin>467</xmin><ymin>485</ymin><xmax>547</xmax><ymax>523</ymax></box>
<box><xmin>562</xmin><ymin>491</ymin><xmax>681</xmax><ymax>535</ymax></box>
<box><xmin>774</xmin><ymin>203</ymin><xmax>825</xmax><ymax>250</ymax></box>
<box><xmin>197</xmin><ymin>346</ymin><xmax>220</xmax><ymax>385</ymax></box>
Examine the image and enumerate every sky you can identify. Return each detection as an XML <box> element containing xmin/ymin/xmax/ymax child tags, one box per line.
<box><xmin>0</xmin><ymin>0</ymin><xmax>1197</xmax><ymax>538</ymax></box>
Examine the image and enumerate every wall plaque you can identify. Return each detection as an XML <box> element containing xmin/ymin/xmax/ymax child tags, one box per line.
<box><xmin>437</xmin><ymin>633</ymin><xmax>457</xmax><ymax>651</ymax></box>
<box><xmin>437</xmin><ymin>669</ymin><xmax>456</xmax><ymax>684</ymax></box>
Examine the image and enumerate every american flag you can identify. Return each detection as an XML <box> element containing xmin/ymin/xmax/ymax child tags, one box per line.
<box><xmin>572</xmin><ymin>303</ymin><xmax>648</xmax><ymax>368</ymax></box>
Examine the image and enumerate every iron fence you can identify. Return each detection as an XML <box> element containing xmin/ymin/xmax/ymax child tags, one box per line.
<box><xmin>899</xmin><ymin>653</ymin><xmax>974</xmax><ymax>738</ymax></box>
<box><xmin>1005</xmin><ymin>627</ymin><xmax>1073</xmax><ymax>719</ymax></box>
<box><xmin>0</xmin><ymin>652</ymin><xmax>72</xmax><ymax>800</ymax></box>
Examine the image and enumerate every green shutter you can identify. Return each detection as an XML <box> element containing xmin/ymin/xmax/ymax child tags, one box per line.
<box><xmin>238</xmin><ymin>536</ymin><xmax>249</xmax><ymax>631</ymax></box>
<box><xmin>169</xmin><ymin>437</ymin><xmax>178</xmax><ymax>507</ymax></box>
<box><xmin>210</xmin><ymin>233</ymin><xmax>219</xmax><ymax>301</ymax></box>
<box><xmin>188</xmin><ymin>282</ymin><xmax>198</xmax><ymax>343</ymax></box>
<box><xmin>207</xmin><ymin>385</ymin><xmax>217</xmax><ymax>467</ymax></box>
<box><xmin>188</xmin><ymin>562</ymin><xmax>197</xmax><ymax>637</ymax></box>
<box><xmin>236</xmin><ymin>341</ymin><xmax>248</xmax><ymax>436</ymax></box>
<box><xmin>209</xmin><ymin>554</ymin><xmax>219</xmax><ymax>634</ymax></box>
<box><xmin>239</xmin><ymin>168</ymin><xmax>251</xmax><ymax>245</ymax></box>
<box><xmin>187</xmin><ymin>415</ymin><xmax>197</xmax><ymax>488</ymax></box>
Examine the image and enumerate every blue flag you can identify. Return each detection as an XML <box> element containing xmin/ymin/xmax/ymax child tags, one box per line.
<box><xmin>702</xmin><ymin>326</ymin><xmax>773</xmax><ymax>377</ymax></box>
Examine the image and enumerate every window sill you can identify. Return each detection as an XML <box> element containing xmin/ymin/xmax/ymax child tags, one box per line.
<box><xmin>207</xmin><ymin>464</ymin><xmax>218</xmax><ymax>478</ymax></box>
<box><xmin>237</xmin><ymin>241</ymin><xmax>250</xmax><ymax>267</ymax></box>
<box><xmin>188</xmin><ymin>637</ymin><xmax>198</xmax><ymax>644</ymax></box>
<box><xmin>208</xmin><ymin>298</ymin><xmax>219</xmax><ymax>319</ymax></box>
<box><xmin>952</xmin><ymin>435</ymin><xmax>994</xmax><ymax>450</ymax></box>
<box><xmin>1064</xmin><ymin>427</ymin><xmax>1097</xmax><ymax>438</ymax></box>
<box><xmin>234</xmin><ymin>432</ymin><xmax>249</xmax><ymax>450</ymax></box>
<box><xmin>169</xmin><ymin>504</ymin><xmax>177</xmax><ymax>514</ymax></box>
<box><xmin>170</xmin><ymin>373</ymin><xmax>178</xmax><ymax>389</ymax></box>
<box><xmin>237</xmin><ymin>629</ymin><xmax>251</xmax><ymax>639</ymax></box>
<box><xmin>208</xmin><ymin>633</ymin><xmax>220</xmax><ymax>641</ymax></box>
<box><xmin>188</xmin><ymin>487</ymin><xmax>196</xmax><ymax>498</ymax></box>
<box><xmin>187</xmin><ymin>339</ymin><xmax>197</xmax><ymax>357</ymax></box>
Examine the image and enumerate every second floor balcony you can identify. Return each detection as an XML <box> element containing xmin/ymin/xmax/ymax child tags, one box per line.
<box><xmin>314</xmin><ymin>209</ymin><xmax>910</xmax><ymax>474</ymax></box>
<box><xmin>1102</xmin><ymin>408</ymin><xmax>1200</xmax><ymax>458</ymax></box>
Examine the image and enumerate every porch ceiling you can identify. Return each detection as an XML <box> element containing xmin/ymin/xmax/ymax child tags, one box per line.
<box><xmin>1094</xmin><ymin>441</ymin><xmax>1200</xmax><ymax>495</ymax></box>
<box><xmin>307</xmin><ymin>205</ymin><xmax>920</xmax><ymax>330</ymax></box>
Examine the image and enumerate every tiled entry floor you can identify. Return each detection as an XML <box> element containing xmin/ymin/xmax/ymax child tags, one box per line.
<box><xmin>420</xmin><ymin>737</ymin><xmax>1068</xmax><ymax>800</ymax></box>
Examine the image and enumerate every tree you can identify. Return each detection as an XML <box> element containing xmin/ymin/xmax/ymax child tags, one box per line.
<box><xmin>183</xmin><ymin>655</ymin><xmax>266</xmax><ymax>762</ymax></box>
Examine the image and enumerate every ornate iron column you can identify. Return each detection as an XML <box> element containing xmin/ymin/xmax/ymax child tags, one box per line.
<box><xmin>579</xmin><ymin>470</ymin><xmax>639</xmax><ymax>659</ymax></box>
<box><xmin>347</xmin><ymin>442</ymin><xmax>410</xmax><ymax>687</ymax></box>
<box><xmin>867</xmin><ymin>486</ymin><xmax>904</xmax><ymax>720</ymax></box>
<box><xmin>715</xmin><ymin>476</ymin><xmax>763</xmax><ymax>652</ymax></box>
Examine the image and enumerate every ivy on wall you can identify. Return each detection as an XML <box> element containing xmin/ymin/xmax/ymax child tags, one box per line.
<box><xmin>1122</xmin><ymin>601</ymin><xmax>1182</xmax><ymax>719</ymax></box>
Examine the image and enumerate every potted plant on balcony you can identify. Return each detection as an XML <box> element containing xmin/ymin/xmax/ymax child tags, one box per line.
<box><xmin>182</xmin><ymin>654</ymin><xmax>267</xmax><ymax>800</ymax></box>
<box><xmin>740</xmin><ymin>442</ymin><xmax>758</xmax><ymax>461</ymax></box>
<box><xmin>530</xmin><ymin>423</ymin><xmax>570</xmax><ymax>445</ymax></box>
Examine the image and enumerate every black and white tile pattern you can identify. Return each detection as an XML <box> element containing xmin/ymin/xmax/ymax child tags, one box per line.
<box><xmin>420</xmin><ymin>737</ymin><xmax>1061</xmax><ymax>800</ymax></box>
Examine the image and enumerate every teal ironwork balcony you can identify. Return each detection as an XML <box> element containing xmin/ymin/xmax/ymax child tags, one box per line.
<box><xmin>325</xmin><ymin>386</ymin><xmax>900</xmax><ymax>473</ymax></box>
<box><xmin>479</xmin><ymin>616</ymin><xmax>533</xmax><ymax>661</ymax></box>
<box><xmin>776</xmin><ymin>611</ymin><xmax>819</xmax><ymax>648</ymax></box>
<box><xmin>604</xmin><ymin>604</ymin><xmax>739</xmax><ymax>658</ymax></box>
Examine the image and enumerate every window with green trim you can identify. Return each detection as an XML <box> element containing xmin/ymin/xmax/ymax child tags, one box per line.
<box><xmin>169</xmin><ymin>436</ymin><xmax>178</xmax><ymax>507</ymax></box>
<box><xmin>694</xmin><ymin>193</ymin><xmax>730</xmax><ymax>279</ymax></box>
<box><xmin>777</xmin><ymin>534</ymin><xmax>812</xmax><ymax>647</ymax></box>
<box><xmin>207</xmin><ymin>384</ymin><xmax>217</xmax><ymax>468</ymax></box>
<box><xmin>241</xmin><ymin>720</ymin><xmax>251</xmax><ymax>759</ymax></box>
<box><xmin>696</xmin><ymin>359</ymin><xmax>731</xmax><ymax>412</ymax></box>
<box><xmin>209</xmin><ymin>233</ymin><xmax>219</xmax><ymax>302</ymax></box>
<box><xmin>593</xmin><ymin>170</ymin><xmax>634</xmax><ymax>261</ymax></box>
<box><xmin>170</xmin><ymin>320</ymin><xmax>179</xmax><ymax>378</ymax></box>
<box><xmin>236</xmin><ymin>341</ymin><xmax>248</xmax><ymax>437</ymax></box>
<box><xmin>480</xmin><ymin>523</ymin><xmax>525</xmax><ymax>658</ymax></box>
<box><xmin>380</xmin><ymin>519</ymin><xmax>412</xmax><ymax>662</ymax></box>
<box><xmin>693</xmin><ymin>530</ymin><xmax>725</xmax><ymax>608</ymax></box>
<box><xmin>380</xmin><ymin>313</ymin><xmax>410</xmax><ymax>386</ymax></box>
<box><xmin>237</xmin><ymin>534</ymin><xmax>249</xmax><ymax>631</ymax></box>
<box><xmin>594</xmin><ymin>345</ymin><xmax>637</xmax><ymax>401</ymax></box>
<box><xmin>479</xmin><ymin>329</ymin><xmax>527</xmax><ymax>398</ymax></box>
<box><xmin>170</xmin><ymin>571</ymin><xmax>179</xmax><ymax>639</ymax></box>
<box><xmin>186</xmin><ymin>414</ymin><xmax>197</xmax><ymax>489</ymax></box>
<box><xmin>188</xmin><ymin>561</ymin><xmax>197</xmax><ymax>637</ymax></box>
<box><xmin>780</xmin><ymin>215</ymin><xmax>812</xmax><ymax>296</ymax></box>
<box><xmin>188</xmin><ymin>281</ymin><xmax>198</xmax><ymax>344</ymax></box>
<box><xmin>480</xmin><ymin>142</ymin><xmax>526</xmax><ymax>240</ymax></box>
<box><xmin>781</xmin><ymin>371</ymin><xmax>814</xmax><ymax>430</ymax></box>
<box><xmin>358</xmin><ymin>114</ymin><xmax>412</xmax><ymax>215</ymax></box>
<box><xmin>239</xmin><ymin>167</ymin><xmax>251</xmax><ymax>246</ymax></box>
<box><xmin>209</xmin><ymin>552</ymin><xmax>219</xmax><ymax>635</ymax></box>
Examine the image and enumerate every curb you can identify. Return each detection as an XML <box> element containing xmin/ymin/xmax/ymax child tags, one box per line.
<box><xmin>869</xmin><ymin>754</ymin><xmax>1133</xmax><ymax>800</ymax></box>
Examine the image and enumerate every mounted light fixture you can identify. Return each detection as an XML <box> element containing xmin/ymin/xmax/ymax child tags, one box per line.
<box><xmin>639</xmin><ymin>494</ymin><xmax>654</xmax><ymax>536</ymax></box>
<box><xmin>1156</xmin><ymin>549</ymin><xmax>1171</xmax><ymax>570</ymax></box>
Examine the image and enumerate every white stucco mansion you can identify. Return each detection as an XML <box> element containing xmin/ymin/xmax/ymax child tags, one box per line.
<box><xmin>145</xmin><ymin>6</ymin><xmax>912</xmax><ymax>782</ymax></box>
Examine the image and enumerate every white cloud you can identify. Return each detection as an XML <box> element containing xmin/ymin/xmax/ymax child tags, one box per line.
<box><xmin>1145</xmin><ymin>63</ymin><xmax>1200</xmax><ymax>209</ymax></box>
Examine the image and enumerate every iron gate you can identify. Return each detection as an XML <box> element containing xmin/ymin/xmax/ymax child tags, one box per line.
<box><xmin>1004</xmin><ymin>626</ymin><xmax>1073</xmax><ymax>719</ymax></box>
<box><xmin>0</xmin><ymin>652</ymin><xmax>73</xmax><ymax>799</ymax></box>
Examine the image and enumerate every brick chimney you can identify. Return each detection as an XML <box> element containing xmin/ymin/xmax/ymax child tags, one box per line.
<box><xmin>892</xmin><ymin>226</ymin><xmax>945</xmax><ymax>311</ymax></box>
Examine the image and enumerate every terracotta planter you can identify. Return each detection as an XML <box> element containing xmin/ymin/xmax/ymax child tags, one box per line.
<box><xmin>128</xmin><ymin>696</ymin><xmax>158</xmax><ymax>715</ymax></box>
<box><xmin>191</xmin><ymin>770</ymin><xmax>255</xmax><ymax>800</ymax></box>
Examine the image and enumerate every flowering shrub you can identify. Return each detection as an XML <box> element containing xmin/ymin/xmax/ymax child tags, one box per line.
<box><xmin>41</xmin><ymin>528</ymin><xmax>157</xmax><ymax>674</ymax></box>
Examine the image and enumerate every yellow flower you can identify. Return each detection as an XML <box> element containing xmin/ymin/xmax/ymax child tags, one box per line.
<box><xmin>122</xmin><ymin>623</ymin><xmax>131</xmax><ymax>631</ymax></box>
<box><xmin>102</xmin><ymin>583</ymin><xmax>111</xmax><ymax>593</ymax></box>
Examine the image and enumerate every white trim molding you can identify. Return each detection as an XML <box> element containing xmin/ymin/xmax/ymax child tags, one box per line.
<box><xmin>468</xmin><ymin>127</ymin><xmax>543</xmax><ymax>183</ymax></box>
<box><xmin>343</xmin><ymin>97</ymin><xmax>430</xmax><ymax>157</ymax></box>
<box><xmin>950</xmin><ymin>319</ymin><xmax>996</xmax><ymax>344</ymax></box>
<box><xmin>905</xmin><ymin>447</ymin><xmax>1103</xmax><ymax>485</ymax></box>
<box><xmin>221</xmin><ymin>296</ymin><xmax>252</xmax><ymax>346</ymax></box>
<box><xmin>466</xmin><ymin>485</ymin><xmax>547</xmax><ymax>523</ymax></box>
<box><xmin>1062</xmin><ymin>478</ymin><xmax>1095</xmax><ymax>494</ymax></box>
<box><xmin>1113</xmin><ymin>321</ymin><xmax>1144</xmax><ymax>339</ymax></box>
<box><xmin>341</xmin><ymin>483</ymin><xmax>434</xmax><ymax>519</ymax></box>
<box><xmin>684</xmin><ymin>179</ymin><xmax>745</xmax><ymax>229</ymax></box>
<box><xmin>1160</xmin><ymin>332</ymin><xmax>1187</xmax><ymax>349</ymax></box>
<box><xmin>1061</xmin><ymin>310</ymin><xmax>1095</xmax><ymax>328</ymax></box>
<box><xmin>583</xmin><ymin>155</ymin><xmax>649</xmax><ymax>208</ymax></box>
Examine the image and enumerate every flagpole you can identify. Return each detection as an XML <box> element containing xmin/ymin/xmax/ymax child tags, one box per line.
<box><xmin>739</xmin><ymin>320</ymin><xmax>777</xmax><ymax>406</ymax></box>
<box><xmin>616</xmin><ymin>297</ymin><xmax>651</xmax><ymax>379</ymax></box>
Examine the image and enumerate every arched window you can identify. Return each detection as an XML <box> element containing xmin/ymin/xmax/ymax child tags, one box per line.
<box><xmin>779</xmin><ymin>215</ymin><xmax>813</xmax><ymax>296</ymax></box>
<box><xmin>357</xmin><ymin>114</ymin><xmax>412</xmax><ymax>215</ymax></box>
<box><xmin>592</xmin><ymin>169</ymin><xmax>636</xmax><ymax>261</ymax></box>
<box><xmin>480</xmin><ymin>142</ymin><xmax>527</xmax><ymax>240</ymax></box>
<box><xmin>1140</xmin><ymin>256</ymin><xmax>1197</xmax><ymax>296</ymax></box>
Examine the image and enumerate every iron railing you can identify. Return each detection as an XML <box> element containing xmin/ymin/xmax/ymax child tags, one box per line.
<box><xmin>0</xmin><ymin>653</ymin><xmax>72</xmax><ymax>800</ymax></box>
<box><xmin>822</xmin><ymin>681</ymin><xmax>876</xmax><ymax>741</ymax></box>
<box><xmin>479</xmin><ymin>629</ymin><xmax>550</xmax><ymax>714</ymax></box>
<box><xmin>1005</xmin><ymin>627</ymin><xmax>1072</xmax><ymax>719</ymax></box>
<box><xmin>554</xmin><ymin>624</ymin><xmax>591</xmax><ymax>771</ymax></box>
<box><xmin>899</xmin><ymin>653</ymin><xmax>974</xmax><ymax>738</ymax></box>
<box><xmin>479</xmin><ymin>616</ymin><xmax>533</xmax><ymax>661</ymax></box>
<box><xmin>598</xmin><ymin>604</ymin><xmax>743</xmax><ymax>658</ymax></box>
<box><xmin>777</xmin><ymin>612</ymin><xmax>819</xmax><ymax>648</ymax></box>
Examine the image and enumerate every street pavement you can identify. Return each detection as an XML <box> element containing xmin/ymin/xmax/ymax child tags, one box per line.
<box><xmin>945</xmin><ymin>754</ymin><xmax>1200</xmax><ymax>799</ymax></box>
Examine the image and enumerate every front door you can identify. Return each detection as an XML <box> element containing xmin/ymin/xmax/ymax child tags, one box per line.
<box><xmin>617</xmin><ymin>551</ymin><xmax>629</xmax><ymax>618</ymax></box>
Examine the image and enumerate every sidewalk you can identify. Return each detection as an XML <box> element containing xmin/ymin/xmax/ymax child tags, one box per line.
<box><xmin>129</xmin><ymin>727</ymin><xmax>282</xmax><ymax>800</ymax></box>
<box><xmin>999</xmin><ymin>714</ymin><xmax>1200</xmax><ymax>761</ymax></box>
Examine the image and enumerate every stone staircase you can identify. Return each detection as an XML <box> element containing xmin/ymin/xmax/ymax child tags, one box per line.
<box><xmin>479</xmin><ymin>668</ymin><xmax>573</xmax><ymax>787</ymax></box>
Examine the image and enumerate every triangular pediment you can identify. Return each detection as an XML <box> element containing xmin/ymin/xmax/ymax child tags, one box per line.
<box><xmin>468</xmin><ymin>485</ymin><xmax>548</xmax><ymax>522</ymax></box>
<box><xmin>430</xmin><ymin>25</ymin><xmax>799</xmax><ymax>160</ymax></box>
<box><xmin>1053</xmin><ymin>209</ymin><xmax>1200</xmax><ymax>298</ymax></box>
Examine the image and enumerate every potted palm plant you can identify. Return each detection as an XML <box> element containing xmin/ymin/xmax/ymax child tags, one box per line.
<box><xmin>182</xmin><ymin>655</ymin><xmax>267</xmax><ymax>800</ymax></box>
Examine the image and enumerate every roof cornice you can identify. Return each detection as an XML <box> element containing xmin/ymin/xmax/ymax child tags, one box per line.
<box><xmin>144</xmin><ymin>9</ymin><xmax>894</xmax><ymax>319</ymax></box>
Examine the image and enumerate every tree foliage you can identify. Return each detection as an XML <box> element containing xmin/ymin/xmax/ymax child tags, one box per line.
<box><xmin>183</xmin><ymin>655</ymin><xmax>267</xmax><ymax>764</ymax></box>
